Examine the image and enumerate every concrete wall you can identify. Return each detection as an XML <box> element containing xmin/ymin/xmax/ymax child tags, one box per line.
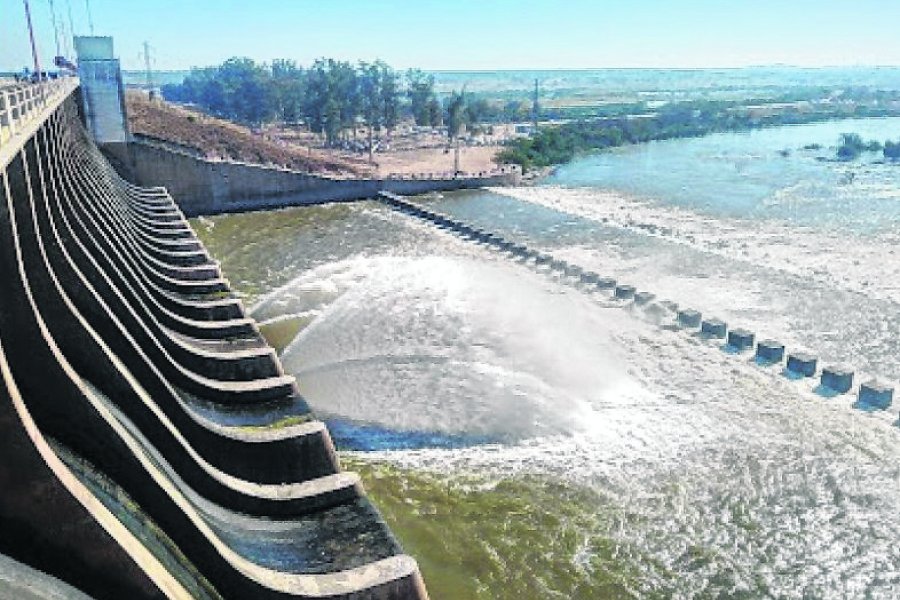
<box><xmin>102</xmin><ymin>140</ymin><xmax>521</xmax><ymax>216</ymax></box>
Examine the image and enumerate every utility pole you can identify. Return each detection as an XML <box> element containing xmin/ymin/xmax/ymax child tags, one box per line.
<box><xmin>84</xmin><ymin>0</ymin><xmax>95</xmax><ymax>34</ymax></box>
<box><xmin>532</xmin><ymin>78</ymin><xmax>540</xmax><ymax>132</ymax></box>
<box><xmin>22</xmin><ymin>0</ymin><xmax>43</xmax><ymax>79</ymax></box>
<box><xmin>453</xmin><ymin>85</ymin><xmax>466</xmax><ymax>176</ymax></box>
<box><xmin>141</xmin><ymin>41</ymin><xmax>155</xmax><ymax>98</ymax></box>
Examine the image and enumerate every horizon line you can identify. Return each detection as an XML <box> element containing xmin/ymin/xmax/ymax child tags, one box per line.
<box><xmin>111</xmin><ymin>63</ymin><xmax>900</xmax><ymax>74</ymax></box>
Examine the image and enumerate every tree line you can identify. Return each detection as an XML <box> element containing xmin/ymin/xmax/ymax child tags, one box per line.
<box><xmin>163</xmin><ymin>58</ymin><xmax>428</xmax><ymax>146</ymax></box>
<box><xmin>836</xmin><ymin>133</ymin><xmax>900</xmax><ymax>161</ymax></box>
<box><xmin>161</xmin><ymin>57</ymin><xmax>523</xmax><ymax>154</ymax></box>
<box><xmin>498</xmin><ymin>98</ymin><xmax>900</xmax><ymax>172</ymax></box>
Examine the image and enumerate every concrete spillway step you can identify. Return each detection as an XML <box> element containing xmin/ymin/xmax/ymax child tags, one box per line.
<box><xmin>12</xmin><ymin>140</ymin><xmax>347</xmax><ymax>487</ymax></box>
<box><xmin>56</xmin><ymin>144</ymin><xmax>225</xmax><ymax>294</ymax></box>
<box><xmin>57</xmin><ymin>171</ymin><xmax>254</xmax><ymax>352</ymax></box>
<box><xmin>54</xmin><ymin>157</ymin><xmax>254</xmax><ymax>333</ymax></box>
<box><xmin>0</xmin><ymin>223</ymin><xmax>421</xmax><ymax>594</ymax></box>
<box><xmin>57</xmin><ymin>437</ymin><xmax>421</xmax><ymax>599</ymax></box>
<box><xmin>8</xmin><ymin>148</ymin><xmax>342</xmax><ymax>505</ymax></box>
<box><xmin>0</xmin><ymin>359</ymin><xmax>167</xmax><ymax>600</ymax></box>
<box><xmin>0</xmin><ymin>96</ymin><xmax>426</xmax><ymax>599</ymax></box>
<box><xmin>31</xmin><ymin>128</ymin><xmax>286</xmax><ymax>394</ymax></box>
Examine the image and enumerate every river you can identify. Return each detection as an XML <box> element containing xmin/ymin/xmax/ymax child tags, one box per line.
<box><xmin>193</xmin><ymin>116</ymin><xmax>900</xmax><ymax>599</ymax></box>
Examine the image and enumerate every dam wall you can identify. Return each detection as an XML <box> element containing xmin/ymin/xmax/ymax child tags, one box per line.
<box><xmin>103</xmin><ymin>138</ymin><xmax>521</xmax><ymax>216</ymax></box>
<box><xmin>0</xmin><ymin>78</ymin><xmax>428</xmax><ymax>599</ymax></box>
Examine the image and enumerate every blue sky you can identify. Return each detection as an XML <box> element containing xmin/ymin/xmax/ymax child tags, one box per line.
<box><xmin>3</xmin><ymin>0</ymin><xmax>900</xmax><ymax>72</ymax></box>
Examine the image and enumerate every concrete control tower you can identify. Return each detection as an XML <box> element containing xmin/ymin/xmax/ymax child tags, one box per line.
<box><xmin>74</xmin><ymin>36</ymin><xmax>129</xmax><ymax>143</ymax></box>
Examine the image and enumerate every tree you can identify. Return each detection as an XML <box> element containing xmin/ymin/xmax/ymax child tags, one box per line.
<box><xmin>379</xmin><ymin>62</ymin><xmax>400</xmax><ymax>135</ymax></box>
<box><xmin>445</xmin><ymin>91</ymin><xmax>468</xmax><ymax>174</ymax></box>
<box><xmin>885</xmin><ymin>140</ymin><xmax>900</xmax><ymax>160</ymax></box>
<box><xmin>465</xmin><ymin>97</ymin><xmax>499</xmax><ymax>124</ymax></box>
<box><xmin>328</xmin><ymin>60</ymin><xmax>358</xmax><ymax>141</ymax></box>
<box><xmin>271</xmin><ymin>59</ymin><xmax>305</xmax><ymax>122</ymax></box>
<box><xmin>358</xmin><ymin>61</ymin><xmax>382</xmax><ymax>164</ymax></box>
<box><xmin>445</xmin><ymin>91</ymin><xmax>467</xmax><ymax>140</ymax></box>
<box><xmin>158</xmin><ymin>55</ymin><xmax>431</xmax><ymax>150</ymax></box>
<box><xmin>217</xmin><ymin>57</ymin><xmax>273</xmax><ymax>124</ymax></box>
<box><xmin>303</xmin><ymin>59</ymin><xmax>330</xmax><ymax>139</ymax></box>
<box><xmin>427</xmin><ymin>97</ymin><xmax>442</xmax><ymax>127</ymax></box>
<box><xmin>323</xmin><ymin>96</ymin><xmax>341</xmax><ymax>146</ymax></box>
<box><xmin>407</xmin><ymin>69</ymin><xmax>437</xmax><ymax>126</ymax></box>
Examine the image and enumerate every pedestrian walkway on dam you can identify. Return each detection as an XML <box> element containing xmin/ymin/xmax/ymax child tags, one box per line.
<box><xmin>377</xmin><ymin>191</ymin><xmax>897</xmax><ymax>423</ymax></box>
<box><xmin>0</xmin><ymin>78</ymin><xmax>427</xmax><ymax>599</ymax></box>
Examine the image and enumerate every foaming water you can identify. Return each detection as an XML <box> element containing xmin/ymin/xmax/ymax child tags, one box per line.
<box><xmin>491</xmin><ymin>185</ymin><xmax>900</xmax><ymax>304</ymax></box>
<box><xmin>226</xmin><ymin>203</ymin><xmax>900</xmax><ymax>595</ymax></box>
<box><xmin>358</xmin><ymin>301</ymin><xmax>900</xmax><ymax>597</ymax></box>
<box><xmin>257</xmin><ymin>253</ymin><xmax>638</xmax><ymax>442</ymax></box>
<box><xmin>432</xmin><ymin>187</ymin><xmax>900</xmax><ymax>382</ymax></box>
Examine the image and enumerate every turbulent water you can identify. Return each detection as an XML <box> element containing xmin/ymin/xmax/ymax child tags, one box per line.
<box><xmin>194</xmin><ymin>117</ymin><xmax>900</xmax><ymax>598</ymax></box>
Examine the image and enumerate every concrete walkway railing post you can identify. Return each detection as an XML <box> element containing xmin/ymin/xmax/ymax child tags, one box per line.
<box><xmin>0</xmin><ymin>78</ymin><xmax>78</xmax><ymax>154</ymax></box>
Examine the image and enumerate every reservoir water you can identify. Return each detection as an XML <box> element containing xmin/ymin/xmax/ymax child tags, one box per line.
<box><xmin>194</xmin><ymin>116</ymin><xmax>900</xmax><ymax>598</ymax></box>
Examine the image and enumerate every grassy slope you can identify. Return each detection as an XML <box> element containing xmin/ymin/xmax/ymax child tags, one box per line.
<box><xmin>126</xmin><ymin>93</ymin><xmax>368</xmax><ymax>176</ymax></box>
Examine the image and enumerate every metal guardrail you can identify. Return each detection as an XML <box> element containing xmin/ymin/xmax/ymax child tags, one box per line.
<box><xmin>0</xmin><ymin>78</ymin><xmax>79</xmax><ymax>151</ymax></box>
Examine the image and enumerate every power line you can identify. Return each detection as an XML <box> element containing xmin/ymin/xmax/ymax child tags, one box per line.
<box><xmin>64</xmin><ymin>0</ymin><xmax>75</xmax><ymax>32</ymax></box>
<box><xmin>63</xmin><ymin>0</ymin><xmax>75</xmax><ymax>55</ymax></box>
<box><xmin>22</xmin><ymin>0</ymin><xmax>43</xmax><ymax>77</ymax></box>
<box><xmin>140</xmin><ymin>41</ymin><xmax>156</xmax><ymax>99</ymax></box>
<box><xmin>84</xmin><ymin>0</ymin><xmax>94</xmax><ymax>34</ymax></box>
<box><xmin>48</xmin><ymin>0</ymin><xmax>61</xmax><ymax>57</ymax></box>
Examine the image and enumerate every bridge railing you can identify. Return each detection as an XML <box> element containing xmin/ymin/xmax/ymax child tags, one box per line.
<box><xmin>0</xmin><ymin>77</ymin><xmax>79</xmax><ymax>151</ymax></box>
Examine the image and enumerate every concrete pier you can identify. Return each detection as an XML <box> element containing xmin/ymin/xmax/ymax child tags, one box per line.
<box><xmin>728</xmin><ymin>328</ymin><xmax>755</xmax><ymax>351</ymax></box>
<box><xmin>756</xmin><ymin>339</ymin><xmax>785</xmax><ymax>363</ymax></box>
<box><xmin>659</xmin><ymin>300</ymin><xmax>679</xmax><ymax>313</ymax></box>
<box><xmin>596</xmin><ymin>277</ymin><xmax>617</xmax><ymax>290</ymax></box>
<box><xmin>614</xmin><ymin>284</ymin><xmax>636</xmax><ymax>300</ymax></box>
<box><xmin>580</xmin><ymin>271</ymin><xmax>600</xmax><ymax>285</ymax></box>
<box><xmin>564</xmin><ymin>264</ymin><xmax>583</xmax><ymax>278</ymax></box>
<box><xmin>821</xmin><ymin>366</ymin><xmax>854</xmax><ymax>393</ymax></box>
<box><xmin>786</xmin><ymin>352</ymin><xmax>817</xmax><ymax>377</ymax></box>
<box><xmin>550</xmin><ymin>259</ymin><xmax>567</xmax><ymax>272</ymax></box>
<box><xmin>634</xmin><ymin>291</ymin><xmax>656</xmax><ymax>306</ymax></box>
<box><xmin>858</xmin><ymin>381</ymin><xmax>893</xmax><ymax>408</ymax></box>
<box><xmin>676</xmin><ymin>309</ymin><xmax>702</xmax><ymax>328</ymax></box>
<box><xmin>701</xmin><ymin>318</ymin><xmax>727</xmax><ymax>338</ymax></box>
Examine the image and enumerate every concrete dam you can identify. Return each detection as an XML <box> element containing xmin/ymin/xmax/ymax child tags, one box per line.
<box><xmin>0</xmin><ymin>76</ymin><xmax>430</xmax><ymax>599</ymax></box>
